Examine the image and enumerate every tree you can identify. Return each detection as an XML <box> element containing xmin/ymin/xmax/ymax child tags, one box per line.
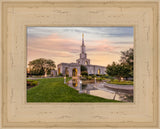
<box><xmin>106</xmin><ymin>62</ymin><xmax>132</xmax><ymax>81</ymax></box>
<box><xmin>106</xmin><ymin>62</ymin><xmax>117</xmax><ymax>77</ymax></box>
<box><xmin>106</xmin><ymin>62</ymin><xmax>124</xmax><ymax>81</ymax></box>
<box><xmin>28</xmin><ymin>58</ymin><xmax>56</xmax><ymax>76</ymax></box>
<box><xmin>120</xmin><ymin>48</ymin><xmax>133</xmax><ymax>77</ymax></box>
<box><xmin>120</xmin><ymin>48</ymin><xmax>133</xmax><ymax>65</ymax></box>
<box><xmin>106</xmin><ymin>48</ymin><xmax>134</xmax><ymax>80</ymax></box>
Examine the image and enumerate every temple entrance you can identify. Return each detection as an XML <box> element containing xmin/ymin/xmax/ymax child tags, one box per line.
<box><xmin>72</xmin><ymin>68</ymin><xmax>78</xmax><ymax>77</ymax></box>
<box><xmin>98</xmin><ymin>69</ymin><xmax>101</xmax><ymax>75</ymax></box>
<box><xmin>65</xmin><ymin>68</ymin><xmax>69</xmax><ymax>76</ymax></box>
<box><xmin>58</xmin><ymin>68</ymin><xmax>60</xmax><ymax>74</ymax></box>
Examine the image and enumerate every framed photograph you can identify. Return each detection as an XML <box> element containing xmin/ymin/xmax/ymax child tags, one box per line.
<box><xmin>0</xmin><ymin>0</ymin><xmax>159</xmax><ymax>128</ymax></box>
<box><xmin>27</xmin><ymin>27</ymin><xmax>134</xmax><ymax>102</ymax></box>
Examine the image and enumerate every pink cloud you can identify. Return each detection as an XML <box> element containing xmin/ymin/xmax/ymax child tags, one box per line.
<box><xmin>86</xmin><ymin>39</ymin><xmax>118</xmax><ymax>54</ymax></box>
<box><xmin>28</xmin><ymin>34</ymin><xmax>81</xmax><ymax>54</ymax></box>
<box><xmin>27</xmin><ymin>33</ymin><xmax>133</xmax><ymax>66</ymax></box>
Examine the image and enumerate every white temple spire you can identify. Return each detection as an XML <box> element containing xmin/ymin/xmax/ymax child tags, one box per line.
<box><xmin>76</xmin><ymin>33</ymin><xmax>90</xmax><ymax>65</ymax></box>
<box><xmin>82</xmin><ymin>33</ymin><xmax>84</xmax><ymax>46</ymax></box>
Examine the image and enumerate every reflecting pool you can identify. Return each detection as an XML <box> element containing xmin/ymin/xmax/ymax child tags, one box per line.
<box><xmin>67</xmin><ymin>79</ymin><xmax>133</xmax><ymax>102</ymax></box>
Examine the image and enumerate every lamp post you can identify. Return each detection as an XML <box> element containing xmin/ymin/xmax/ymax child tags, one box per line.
<box><xmin>64</xmin><ymin>76</ymin><xmax>66</xmax><ymax>84</ymax></box>
<box><xmin>79</xmin><ymin>74</ymin><xmax>82</xmax><ymax>79</ymax></box>
<box><xmin>79</xmin><ymin>80</ymin><xmax>83</xmax><ymax>94</ymax></box>
<box><xmin>121</xmin><ymin>77</ymin><xmax>124</xmax><ymax>81</ymax></box>
<box><xmin>95</xmin><ymin>77</ymin><xmax>96</xmax><ymax>84</ymax></box>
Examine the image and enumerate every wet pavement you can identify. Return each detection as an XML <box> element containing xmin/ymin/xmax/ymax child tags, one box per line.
<box><xmin>67</xmin><ymin>79</ymin><xmax>133</xmax><ymax>102</ymax></box>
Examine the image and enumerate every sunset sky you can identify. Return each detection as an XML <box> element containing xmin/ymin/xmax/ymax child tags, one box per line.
<box><xmin>27</xmin><ymin>27</ymin><xmax>134</xmax><ymax>67</ymax></box>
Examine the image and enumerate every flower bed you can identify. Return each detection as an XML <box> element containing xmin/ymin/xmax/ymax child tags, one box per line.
<box><xmin>27</xmin><ymin>80</ymin><xmax>38</xmax><ymax>89</ymax></box>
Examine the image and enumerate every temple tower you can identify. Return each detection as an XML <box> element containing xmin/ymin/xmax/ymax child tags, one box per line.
<box><xmin>76</xmin><ymin>33</ymin><xmax>90</xmax><ymax>65</ymax></box>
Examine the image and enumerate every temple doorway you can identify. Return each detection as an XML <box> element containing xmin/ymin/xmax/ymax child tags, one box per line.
<box><xmin>98</xmin><ymin>69</ymin><xmax>101</xmax><ymax>75</ymax></box>
<box><xmin>72</xmin><ymin>68</ymin><xmax>78</xmax><ymax>77</ymax></box>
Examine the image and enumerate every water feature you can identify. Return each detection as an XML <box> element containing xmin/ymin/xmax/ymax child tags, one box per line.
<box><xmin>67</xmin><ymin>79</ymin><xmax>133</xmax><ymax>102</ymax></box>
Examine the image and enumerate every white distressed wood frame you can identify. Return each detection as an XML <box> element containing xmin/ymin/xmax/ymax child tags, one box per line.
<box><xmin>0</xmin><ymin>0</ymin><xmax>159</xmax><ymax>128</ymax></box>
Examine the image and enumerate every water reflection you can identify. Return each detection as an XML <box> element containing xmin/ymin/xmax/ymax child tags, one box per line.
<box><xmin>72</xmin><ymin>79</ymin><xmax>78</xmax><ymax>87</ymax></box>
<box><xmin>67</xmin><ymin>79</ymin><xmax>133</xmax><ymax>102</ymax></box>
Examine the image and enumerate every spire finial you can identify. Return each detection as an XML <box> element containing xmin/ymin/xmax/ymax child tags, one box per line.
<box><xmin>82</xmin><ymin>33</ymin><xmax>84</xmax><ymax>46</ymax></box>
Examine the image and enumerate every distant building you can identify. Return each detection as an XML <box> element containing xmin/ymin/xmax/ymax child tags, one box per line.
<box><xmin>57</xmin><ymin>34</ymin><xmax>106</xmax><ymax>77</ymax></box>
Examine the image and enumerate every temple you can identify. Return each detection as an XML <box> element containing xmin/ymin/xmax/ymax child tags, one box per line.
<box><xmin>53</xmin><ymin>34</ymin><xmax>106</xmax><ymax>77</ymax></box>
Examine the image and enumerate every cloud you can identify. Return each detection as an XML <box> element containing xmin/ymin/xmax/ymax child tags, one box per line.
<box><xmin>28</xmin><ymin>33</ymin><xmax>81</xmax><ymax>54</ymax></box>
<box><xmin>27</xmin><ymin>27</ymin><xmax>134</xmax><ymax>66</ymax></box>
<box><xmin>27</xmin><ymin>27</ymin><xmax>134</xmax><ymax>40</ymax></box>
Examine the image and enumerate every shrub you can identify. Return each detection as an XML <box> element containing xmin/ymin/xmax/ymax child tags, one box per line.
<box><xmin>27</xmin><ymin>80</ymin><xmax>38</xmax><ymax>86</ymax></box>
<box><xmin>91</xmin><ymin>75</ymin><xmax>96</xmax><ymax>78</ymax></box>
<box><xmin>58</xmin><ymin>73</ymin><xmax>63</xmax><ymax>76</ymax></box>
<box><xmin>81</xmin><ymin>71</ymin><xmax>88</xmax><ymax>76</ymax></box>
<box><xmin>32</xmin><ymin>81</ymin><xmax>38</xmax><ymax>86</ymax></box>
<box><xmin>114</xmin><ymin>79</ymin><xmax>119</xmax><ymax>82</ymax></box>
<box><xmin>104</xmin><ymin>74</ymin><xmax>109</xmax><ymax>78</ymax></box>
<box><xmin>27</xmin><ymin>81</ymin><xmax>31</xmax><ymax>86</ymax></box>
<box><xmin>96</xmin><ymin>78</ymin><xmax>103</xmax><ymax>81</ymax></box>
<box><xmin>87</xmin><ymin>76</ymin><xmax>92</xmax><ymax>80</ymax></box>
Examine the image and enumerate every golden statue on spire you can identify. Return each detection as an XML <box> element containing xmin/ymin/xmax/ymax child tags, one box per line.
<box><xmin>82</xmin><ymin>33</ymin><xmax>84</xmax><ymax>39</ymax></box>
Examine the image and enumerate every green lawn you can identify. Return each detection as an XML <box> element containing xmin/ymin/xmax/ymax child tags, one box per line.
<box><xmin>27</xmin><ymin>78</ymin><xmax>119</xmax><ymax>102</ymax></box>
<box><xmin>107</xmin><ymin>80</ymin><xmax>133</xmax><ymax>85</ymax></box>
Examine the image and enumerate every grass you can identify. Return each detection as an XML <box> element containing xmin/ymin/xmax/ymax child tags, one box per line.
<box><xmin>27</xmin><ymin>79</ymin><xmax>38</xmax><ymax>86</ymax></box>
<box><xmin>27</xmin><ymin>77</ymin><xmax>119</xmax><ymax>102</ymax></box>
<box><xmin>107</xmin><ymin>80</ymin><xmax>133</xmax><ymax>85</ymax></box>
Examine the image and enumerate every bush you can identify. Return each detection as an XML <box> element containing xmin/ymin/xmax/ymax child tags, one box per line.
<box><xmin>81</xmin><ymin>71</ymin><xmax>88</xmax><ymax>76</ymax></box>
<box><xmin>87</xmin><ymin>76</ymin><xmax>92</xmax><ymax>80</ymax></box>
<box><xmin>58</xmin><ymin>73</ymin><xmax>63</xmax><ymax>76</ymax></box>
<box><xmin>103</xmin><ymin>74</ymin><xmax>109</xmax><ymax>78</ymax></box>
<box><xmin>96</xmin><ymin>78</ymin><xmax>103</xmax><ymax>81</ymax></box>
<box><xmin>91</xmin><ymin>75</ymin><xmax>96</xmax><ymax>78</ymax></box>
<box><xmin>32</xmin><ymin>81</ymin><xmax>38</xmax><ymax>86</ymax></box>
<box><xmin>114</xmin><ymin>79</ymin><xmax>119</xmax><ymax>82</ymax></box>
<box><xmin>27</xmin><ymin>80</ymin><xmax>38</xmax><ymax>86</ymax></box>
